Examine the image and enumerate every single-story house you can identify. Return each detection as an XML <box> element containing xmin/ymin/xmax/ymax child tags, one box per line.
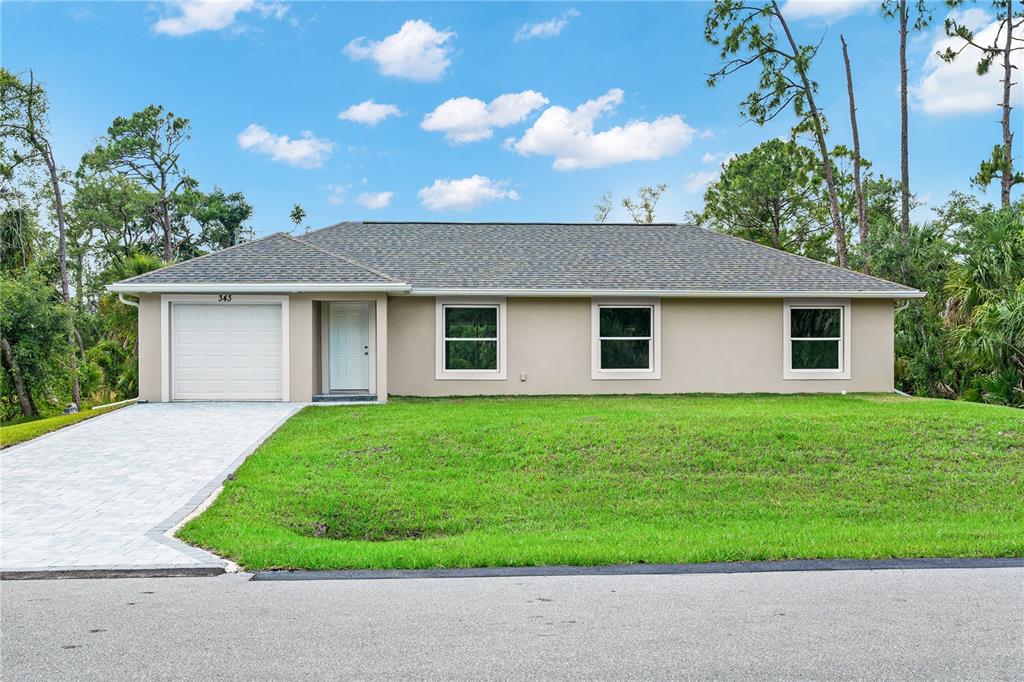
<box><xmin>108</xmin><ymin>222</ymin><xmax>923</xmax><ymax>403</ymax></box>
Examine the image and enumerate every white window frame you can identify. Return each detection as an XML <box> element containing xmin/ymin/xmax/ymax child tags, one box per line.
<box><xmin>783</xmin><ymin>298</ymin><xmax>851</xmax><ymax>380</ymax></box>
<box><xmin>591</xmin><ymin>298</ymin><xmax>661</xmax><ymax>380</ymax></box>
<box><xmin>435</xmin><ymin>297</ymin><xmax>507</xmax><ymax>381</ymax></box>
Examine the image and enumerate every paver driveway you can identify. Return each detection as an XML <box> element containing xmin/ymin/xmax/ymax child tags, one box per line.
<box><xmin>1</xmin><ymin>402</ymin><xmax>298</xmax><ymax>575</ymax></box>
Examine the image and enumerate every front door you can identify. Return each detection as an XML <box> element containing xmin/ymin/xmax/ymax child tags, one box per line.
<box><xmin>329</xmin><ymin>303</ymin><xmax>369</xmax><ymax>391</ymax></box>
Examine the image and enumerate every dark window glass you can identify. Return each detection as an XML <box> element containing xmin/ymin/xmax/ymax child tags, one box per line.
<box><xmin>792</xmin><ymin>340</ymin><xmax>840</xmax><ymax>369</ymax></box>
<box><xmin>445</xmin><ymin>340</ymin><xmax>498</xmax><ymax>370</ymax></box>
<box><xmin>445</xmin><ymin>307</ymin><xmax>497</xmax><ymax>339</ymax></box>
<box><xmin>791</xmin><ymin>308</ymin><xmax>841</xmax><ymax>338</ymax></box>
<box><xmin>599</xmin><ymin>307</ymin><xmax>651</xmax><ymax>337</ymax></box>
<box><xmin>601</xmin><ymin>339</ymin><xmax>650</xmax><ymax>370</ymax></box>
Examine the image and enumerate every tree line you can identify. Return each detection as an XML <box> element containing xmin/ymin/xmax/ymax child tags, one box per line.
<box><xmin>596</xmin><ymin>0</ymin><xmax>1023</xmax><ymax>406</ymax></box>
<box><xmin>1</xmin><ymin>68</ymin><xmax>257</xmax><ymax>419</ymax></box>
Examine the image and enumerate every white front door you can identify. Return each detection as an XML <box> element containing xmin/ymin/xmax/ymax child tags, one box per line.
<box><xmin>329</xmin><ymin>303</ymin><xmax>369</xmax><ymax>391</ymax></box>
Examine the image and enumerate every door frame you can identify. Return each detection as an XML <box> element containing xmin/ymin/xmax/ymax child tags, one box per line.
<box><xmin>160</xmin><ymin>294</ymin><xmax>290</xmax><ymax>403</ymax></box>
<box><xmin>320</xmin><ymin>301</ymin><xmax>376</xmax><ymax>395</ymax></box>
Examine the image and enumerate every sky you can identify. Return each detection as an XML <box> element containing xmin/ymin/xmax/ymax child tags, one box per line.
<box><xmin>3</xmin><ymin>0</ymin><xmax>1021</xmax><ymax>237</ymax></box>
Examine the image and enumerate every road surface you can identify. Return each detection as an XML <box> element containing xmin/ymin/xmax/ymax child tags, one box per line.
<box><xmin>2</xmin><ymin>567</ymin><xmax>1021</xmax><ymax>680</ymax></box>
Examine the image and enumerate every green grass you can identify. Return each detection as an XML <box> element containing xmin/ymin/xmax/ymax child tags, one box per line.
<box><xmin>0</xmin><ymin>403</ymin><xmax>128</xmax><ymax>449</ymax></box>
<box><xmin>179</xmin><ymin>394</ymin><xmax>1024</xmax><ymax>570</ymax></box>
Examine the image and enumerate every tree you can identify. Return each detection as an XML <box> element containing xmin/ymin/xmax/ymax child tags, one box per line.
<box><xmin>593</xmin><ymin>192</ymin><xmax>613</xmax><ymax>223</ymax></box>
<box><xmin>0</xmin><ymin>68</ymin><xmax>82</xmax><ymax>408</ymax></box>
<box><xmin>191</xmin><ymin>187</ymin><xmax>253</xmax><ymax>251</ymax></box>
<box><xmin>81</xmin><ymin>105</ymin><xmax>196</xmax><ymax>262</ymax></box>
<box><xmin>691</xmin><ymin>140</ymin><xmax>829</xmax><ymax>256</ymax></box>
<box><xmin>840</xmin><ymin>34</ymin><xmax>869</xmax><ymax>264</ymax></box>
<box><xmin>705</xmin><ymin>0</ymin><xmax>850</xmax><ymax>267</ymax></box>
<box><xmin>622</xmin><ymin>185</ymin><xmax>667</xmax><ymax>224</ymax></box>
<box><xmin>945</xmin><ymin>205</ymin><xmax>1024</xmax><ymax>405</ymax></box>
<box><xmin>0</xmin><ymin>268</ymin><xmax>76</xmax><ymax>417</ymax></box>
<box><xmin>882</xmin><ymin>1</ymin><xmax>932</xmax><ymax>237</ymax></box>
<box><xmin>71</xmin><ymin>172</ymin><xmax>160</xmax><ymax>258</ymax></box>
<box><xmin>941</xmin><ymin>0</ymin><xmax>1024</xmax><ymax>206</ymax></box>
<box><xmin>290</xmin><ymin>203</ymin><xmax>307</xmax><ymax>233</ymax></box>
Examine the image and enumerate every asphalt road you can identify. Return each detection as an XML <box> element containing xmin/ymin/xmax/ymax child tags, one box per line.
<box><xmin>2</xmin><ymin>568</ymin><xmax>1022</xmax><ymax>680</ymax></box>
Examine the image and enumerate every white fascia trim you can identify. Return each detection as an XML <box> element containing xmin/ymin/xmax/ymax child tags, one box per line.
<box><xmin>108</xmin><ymin>282</ymin><xmax>410</xmax><ymax>294</ymax></box>
<box><xmin>410</xmin><ymin>288</ymin><xmax>924</xmax><ymax>299</ymax></box>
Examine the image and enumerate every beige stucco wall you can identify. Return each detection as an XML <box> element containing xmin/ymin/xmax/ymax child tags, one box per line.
<box><xmin>135</xmin><ymin>292</ymin><xmax>388</xmax><ymax>403</ymax></box>
<box><xmin>137</xmin><ymin>294</ymin><xmax>162</xmax><ymax>402</ymax></box>
<box><xmin>387</xmin><ymin>296</ymin><xmax>895</xmax><ymax>396</ymax></box>
<box><xmin>136</xmin><ymin>292</ymin><xmax>893</xmax><ymax>401</ymax></box>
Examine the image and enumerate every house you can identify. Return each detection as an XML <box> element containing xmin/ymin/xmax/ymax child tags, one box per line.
<box><xmin>108</xmin><ymin>222</ymin><xmax>923</xmax><ymax>403</ymax></box>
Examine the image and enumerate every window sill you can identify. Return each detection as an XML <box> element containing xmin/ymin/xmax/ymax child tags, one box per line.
<box><xmin>591</xmin><ymin>370</ymin><xmax>661</xmax><ymax>381</ymax></box>
<box><xmin>435</xmin><ymin>371</ymin><xmax>508</xmax><ymax>381</ymax></box>
<box><xmin>783</xmin><ymin>370</ymin><xmax>851</xmax><ymax>381</ymax></box>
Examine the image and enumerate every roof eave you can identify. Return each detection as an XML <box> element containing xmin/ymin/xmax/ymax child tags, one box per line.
<box><xmin>408</xmin><ymin>287</ymin><xmax>926</xmax><ymax>299</ymax></box>
<box><xmin>106</xmin><ymin>282</ymin><xmax>412</xmax><ymax>294</ymax></box>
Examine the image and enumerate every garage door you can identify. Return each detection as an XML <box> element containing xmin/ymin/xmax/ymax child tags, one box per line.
<box><xmin>171</xmin><ymin>304</ymin><xmax>283</xmax><ymax>401</ymax></box>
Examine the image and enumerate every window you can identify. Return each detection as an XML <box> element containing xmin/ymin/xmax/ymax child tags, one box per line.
<box><xmin>783</xmin><ymin>300</ymin><xmax>851</xmax><ymax>380</ymax></box>
<box><xmin>435</xmin><ymin>298</ymin><xmax>507</xmax><ymax>380</ymax></box>
<box><xmin>591</xmin><ymin>299</ymin><xmax>661</xmax><ymax>380</ymax></box>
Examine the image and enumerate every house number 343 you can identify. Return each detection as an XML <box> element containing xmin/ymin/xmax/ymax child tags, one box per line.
<box><xmin>218</xmin><ymin>294</ymin><xmax>232</xmax><ymax>302</ymax></box>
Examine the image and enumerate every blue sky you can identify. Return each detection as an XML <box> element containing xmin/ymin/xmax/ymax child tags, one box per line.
<box><xmin>3</xmin><ymin>1</ymin><xmax>1020</xmax><ymax>236</ymax></box>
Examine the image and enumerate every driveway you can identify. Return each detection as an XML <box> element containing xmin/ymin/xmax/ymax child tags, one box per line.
<box><xmin>0</xmin><ymin>402</ymin><xmax>298</xmax><ymax>576</ymax></box>
<box><xmin>2</xmin><ymin>568</ymin><xmax>1021</xmax><ymax>679</ymax></box>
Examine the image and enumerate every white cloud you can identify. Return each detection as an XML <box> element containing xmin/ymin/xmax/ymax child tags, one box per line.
<box><xmin>915</xmin><ymin>10</ymin><xmax>1024</xmax><ymax>116</ymax></box>
<box><xmin>684</xmin><ymin>170</ymin><xmax>720</xmax><ymax>194</ymax></box>
<box><xmin>514</xmin><ymin>9</ymin><xmax>580</xmax><ymax>41</ymax></box>
<box><xmin>344</xmin><ymin>20</ymin><xmax>455</xmax><ymax>82</ymax></box>
<box><xmin>780</xmin><ymin>0</ymin><xmax>874</xmax><ymax>21</ymax></box>
<box><xmin>338</xmin><ymin>100</ymin><xmax>401</xmax><ymax>126</ymax></box>
<box><xmin>421</xmin><ymin>91</ymin><xmax>549</xmax><ymax>144</ymax></box>
<box><xmin>324</xmin><ymin>184</ymin><xmax>349</xmax><ymax>205</ymax></box>
<box><xmin>237</xmin><ymin>124</ymin><xmax>334</xmax><ymax>169</ymax></box>
<box><xmin>418</xmin><ymin>175</ymin><xmax>519</xmax><ymax>211</ymax></box>
<box><xmin>357</xmin><ymin>191</ymin><xmax>395</xmax><ymax>209</ymax></box>
<box><xmin>153</xmin><ymin>0</ymin><xmax>287</xmax><ymax>37</ymax></box>
<box><xmin>508</xmin><ymin>88</ymin><xmax>697</xmax><ymax>170</ymax></box>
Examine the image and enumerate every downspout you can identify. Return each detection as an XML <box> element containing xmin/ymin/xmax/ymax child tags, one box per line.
<box><xmin>116</xmin><ymin>292</ymin><xmax>145</xmax><ymax>402</ymax></box>
<box><xmin>118</xmin><ymin>292</ymin><xmax>139</xmax><ymax>308</ymax></box>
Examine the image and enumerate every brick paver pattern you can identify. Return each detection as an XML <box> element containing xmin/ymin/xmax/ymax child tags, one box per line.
<box><xmin>1</xmin><ymin>402</ymin><xmax>298</xmax><ymax>571</ymax></box>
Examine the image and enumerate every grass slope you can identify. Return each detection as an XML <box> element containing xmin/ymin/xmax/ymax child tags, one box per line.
<box><xmin>179</xmin><ymin>395</ymin><xmax>1024</xmax><ymax>570</ymax></box>
<box><xmin>1</xmin><ymin>403</ymin><xmax>127</xmax><ymax>449</ymax></box>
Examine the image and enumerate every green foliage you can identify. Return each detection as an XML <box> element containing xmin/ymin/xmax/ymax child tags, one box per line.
<box><xmin>180</xmin><ymin>395</ymin><xmax>1024</xmax><ymax>570</ymax></box>
<box><xmin>190</xmin><ymin>186</ymin><xmax>253</xmax><ymax>250</ymax></box>
<box><xmin>0</xmin><ymin>267</ymin><xmax>75</xmax><ymax>418</ymax></box>
<box><xmin>621</xmin><ymin>184</ymin><xmax>667</xmax><ymax>224</ymax></box>
<box><xmin>692</xmin><ymin>139</ymin><xmax>829</xmax><ymax>256</ymax></box>
<box><xmin>0</xmin><ymin>403</ymin><xmax>126</xmax><ymax>449</ymax></box>
<box><xmin>705</xmin><ymin>1</ymin><xmax>821</xmax><ymax>131</ymax></box>
<box><xmin>946</xmin><ymin>206</ymin><xmax>1024</xmax><ymax>405</ymax></box>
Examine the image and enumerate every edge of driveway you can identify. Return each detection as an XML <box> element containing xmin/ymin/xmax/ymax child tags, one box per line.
<box><xmin>1</xmin><ymin>403</ymin><xmax>301</xmax><ymax>581</ymax></box>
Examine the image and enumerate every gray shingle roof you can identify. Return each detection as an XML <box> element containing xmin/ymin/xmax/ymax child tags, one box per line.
<box><xmin>301</xmin><ymin>222</ymin><xmax>919</xmax><ymax>294</ymax></box>
<box><xmin>114</xmin><ymin>232</ymin><xmax>398</xmax><ymax>285</ymax></box>
<box><xmin>112</xmin><ymin>222</ymin><xmax>919</xmax><ymax>296</ymax></box>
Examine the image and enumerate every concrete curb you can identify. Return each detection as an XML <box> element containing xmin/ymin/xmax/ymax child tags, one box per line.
<box><xmin>251</xmin><ymin>557</ymin><xmax>1024</xmax><ymax>581</ymax></box>
<box><xmin>1</xmin><ymin>565</ymin><xmax>227</xmax><ymax>581</ymax></box>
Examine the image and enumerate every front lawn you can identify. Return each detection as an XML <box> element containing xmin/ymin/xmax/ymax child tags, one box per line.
<box><xmin>179</xmin><ymin>394</ymin><xmax>1024</xmax><ymax>570</ymax></box>
<box><xmin>0</xmin><ymin>403</ymin><xmax>128</xmax><ymax>449</ymax></box>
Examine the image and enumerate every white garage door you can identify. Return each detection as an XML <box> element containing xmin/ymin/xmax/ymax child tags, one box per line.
<box><xmin>171</xmin><ymin>304</ymin><xmax>283</xmax><ymax>401</ymax></box>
